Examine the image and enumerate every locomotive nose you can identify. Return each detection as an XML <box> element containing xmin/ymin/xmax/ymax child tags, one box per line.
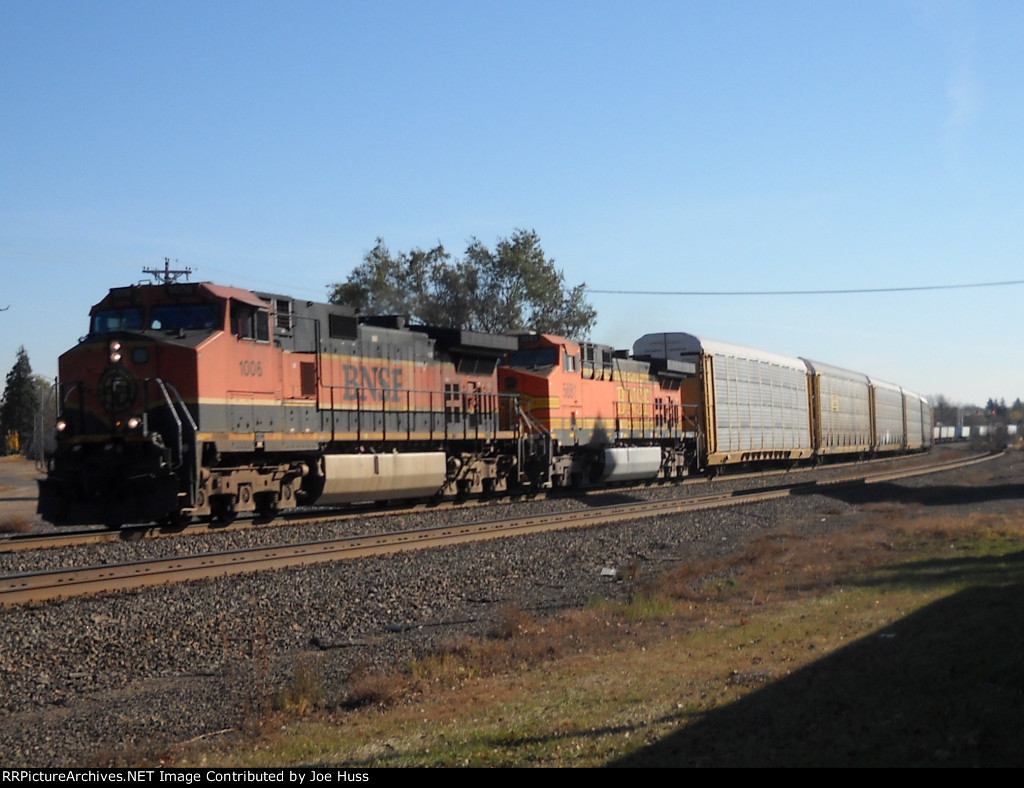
<box><xmin>97</xmin><ymin>363</ymin><xmax>139</xmax><ymax>414</ymax></box>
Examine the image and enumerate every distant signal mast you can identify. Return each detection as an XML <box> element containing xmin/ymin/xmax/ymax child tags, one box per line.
<box><xmin>144</xmin><ymin>258</ymin><xmax>193</xmax><ymax>284</ymax></box>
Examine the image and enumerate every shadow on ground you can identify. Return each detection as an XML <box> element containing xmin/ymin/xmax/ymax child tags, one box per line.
<box><xmin>804</xmin><ymin>479</ymin><xmax>1024</xmax><ymax>508</ymax></box>
<box><xmin>610</xmin><ymin>553</ymin><xmax>1024</xmax><ymax>767</ymax></box>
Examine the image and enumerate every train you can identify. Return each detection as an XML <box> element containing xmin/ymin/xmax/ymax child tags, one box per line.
<box><xmin>934</xmin><ymin>423</ymin><xmax>1018</xmax><ymax>442</ymax></box>
<box><xmin>36</xmin><ymin>278</ymin><xmax>933</xmax><ymax>528</ymax></box>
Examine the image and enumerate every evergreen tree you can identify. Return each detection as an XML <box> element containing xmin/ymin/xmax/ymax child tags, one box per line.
<box><xmin>985</xmin><ymin>398</ymin><xmax>1008</xmax><ymax>419</ymax></box>
<box><xmin>0</xmin><ymin>347</ymin><xmax>37</xmax><ymax>454</ymax></box>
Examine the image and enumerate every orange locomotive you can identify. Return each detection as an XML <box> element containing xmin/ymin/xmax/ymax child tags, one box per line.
<box><xmin>39</xmin><ymin>280</ymin><xmax>525</xmax><ymax>527</ymax></box>
<box><xmin>498</xmin><ymin>333</ymin><xmax>696</xmax><ymax>488</ymax></box>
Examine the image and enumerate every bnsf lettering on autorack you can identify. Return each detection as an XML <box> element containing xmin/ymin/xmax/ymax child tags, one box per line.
<box><xmin>341</xmin><ymin>362</ymin><xmax>405</xmax><ymax>403</ymax></box>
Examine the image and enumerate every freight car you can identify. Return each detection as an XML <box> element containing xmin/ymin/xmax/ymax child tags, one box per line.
<box><xmin>632</xmin><ymin>332</ymin><xmax>933</xmax><ymax>470</ymax></box>
<box><xmin>632</xmin><ymin>333</ymin><xmax>814</xmax><ymax>467</ymax></box>
<box><xmin>802</xmin><ymin>359</ymin><xmax>872</xmax><ymax>456</ymax></box>
<box><xmin>38</xmin><ymin>280</ymin><xmax>933</xmax><ymax>528</ymax></box>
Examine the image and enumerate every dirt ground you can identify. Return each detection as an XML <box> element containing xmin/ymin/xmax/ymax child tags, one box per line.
<box><xmin>0</xmin><ymin>455</ymin><xmax>44</xmax><ymax>525</ymax></box>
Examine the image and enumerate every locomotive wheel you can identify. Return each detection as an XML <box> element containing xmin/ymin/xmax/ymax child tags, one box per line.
<box><xmin>254</xmin><ymin>491</ymin><xmax>279</xmax><ymax>522</ymax></box>
<box><xmin>158</xmin><ymin>510</ymin><xmax>192</xmax><ymax>531</ymax></box>
<box><xmin>210</xmin><ymin>497</ymin><xmax>237</xmax><ymax>526</ymax></box>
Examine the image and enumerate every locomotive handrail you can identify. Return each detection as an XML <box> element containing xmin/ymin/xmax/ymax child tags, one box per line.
<box><xmin>149</xmin><ymin>377</ymin><xmax>200</xmax><ymax>507</ymax></box>
<box><xmin>316</xmin><ymin>379</ymin><xmax>521</xmax><ymax>444</ymax></box>
<box><xmin>516</xmin><ymin>400</ymin><xmax>550</xmax><ymax>437</ymax></box>
<box><xmin>514</xmin><ymin>399</ymin><xmax>553</xmax><ymax>486</ymax></box>
<box><xmin>59</xmin><ymin>382</ymin><xmax>79</xmax><ymax>408</ymax></box>
<box><xmin>162</xmin><ymin>381</ymin><xmax>199</xmax><ymax>434</ymax></box>
<box><xmin>149</xmin><ymin>378</ymin><xmax>186</xmax><ymax>467</ymax></box>
<box><xmin>59</xmin><ymin>381</ymin><xmax>84</xmax><ymax>448</ymax></box>
<box><xmin>34</xmin><ymin>380</ymin><xmax>61</xmax><ymax>472</ymax></box>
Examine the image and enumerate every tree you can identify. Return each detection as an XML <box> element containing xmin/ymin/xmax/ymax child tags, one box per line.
<box><xmin>329</xmin><ymin>229</ymin><xmax>597</xmax><ymax>338</ymax></box>
<box><xmin>985</xmin><ymin>398</ymin><xmax>1008</xmax><ymax>419</ymax></box>
<box><xmin>929</xmin><ymin>394</ymin><xmax>959</xmax><ymax>425</ymax></box>
<box><xmin>459</xmin><ymin>230</ymin><xmax>597</xmax><ymax>337</ymax></box>
<box><xmin>328</xmin><ymin>238</ymin><xmax>450</xmax><ymax>320</ymax></box>
<box><xmin>0</xmin><ymin>347</ymin><xmax>37</xmax><ymax>455</ymax></box>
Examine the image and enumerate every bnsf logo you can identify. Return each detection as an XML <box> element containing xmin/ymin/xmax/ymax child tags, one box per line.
<box><xmin>342</xmin><ymin>362</ymin><xmax>405</xmax><ymax>403</ymax></box>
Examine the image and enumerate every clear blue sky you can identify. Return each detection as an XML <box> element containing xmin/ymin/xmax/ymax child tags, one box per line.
<box><xmin>2</xmin><ymin>0</ymin><xmax>1022</xmax><ymax>407</ymax></box>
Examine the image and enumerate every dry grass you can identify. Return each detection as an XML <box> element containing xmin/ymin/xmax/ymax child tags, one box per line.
<box><xmin>275</xmin><ymin>655</ymin><xmax>326</xmax><ymax>715</ymax></box>
<box><xmin>218</xmin><ymin>619</ymin><xmax>274</xmax><ymax>734</ymax></box>
<box><xmin>0</xmin><ymin>514</ymin><xmax>31</xmax><ymax>533</ymax></box>
<box><xmin>341</xmin><ymin>660</ymin><xmax>412</xmax><ymax>709</ymax></box>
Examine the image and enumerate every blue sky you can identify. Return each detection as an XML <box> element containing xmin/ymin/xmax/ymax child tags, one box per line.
<box><xmin>2</xmin><ymin>0</ymin><xmax>1022</xmax><ymax>407</ymax></box>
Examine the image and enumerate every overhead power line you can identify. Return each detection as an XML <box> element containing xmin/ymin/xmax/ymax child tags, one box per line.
<box><xmin>586</xmin><ymin>279</ymin><xmax>1024</xmax><ymax>296</ymax></box>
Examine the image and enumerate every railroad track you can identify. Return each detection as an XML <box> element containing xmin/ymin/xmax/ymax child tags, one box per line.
<box><xmin>0</xmin><ymin>451</ymin><xmax>996</xmax><ymax>608</ymax></box>
<box><xmin>0</xmin><ymin>450</ymin><xmax>960</xmax><ymax>554</ymax></box>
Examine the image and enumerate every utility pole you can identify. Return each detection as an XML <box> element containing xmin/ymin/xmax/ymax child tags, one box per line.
<box><xmin>143</xmin><ymin>257</ymin><xmax>192</xmax><ymax>285</ymax></box>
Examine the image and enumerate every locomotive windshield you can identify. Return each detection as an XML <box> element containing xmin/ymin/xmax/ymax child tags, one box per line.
<box><xmin>507</xmin><ymin>347</ymin><xmax>559</xmax><ymax>369</ymax></box>
<box><xmin>150</xmin><ymin>303</ymin><xmax>222</xmax><ymax>331</ymax></box>
<box><xmin>91</xmin><ymin>308</ymin><xmax>143</xmax><ymax>334</ymax></box>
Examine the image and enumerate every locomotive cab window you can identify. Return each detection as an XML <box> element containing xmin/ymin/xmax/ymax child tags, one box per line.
<box><xmin>231</xmin><ymin>301</ymin><xmax>270</xmax><ymax>342</ymax></box>
<box><xmin>150</xmin><ymin>303</ymin><xmax>221</xmax><ymax>332</ymax></box>
<box><xmin>91</xmin><ymin>308</ymin><xmax>143</xmax><ymax>334</ymax></box>
<box><xmin>508</xmin><ymin>347</ymin><xmax>558</xmax><ymax>369</ymax></box>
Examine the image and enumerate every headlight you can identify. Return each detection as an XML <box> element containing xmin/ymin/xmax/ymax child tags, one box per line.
<box><xmin>127</xmin><ymin>417</ymin><xmax>142</xmax><ymax>430</ymax></box>
<box><xmin>55</xmin><ymin>420</ymin><xmax>67</xmax><ymax>432</ymax></box>
<box><xmin>109</xmin><ymin>340</ymin><xmax>123</xmax><ymax>363</ymax></box>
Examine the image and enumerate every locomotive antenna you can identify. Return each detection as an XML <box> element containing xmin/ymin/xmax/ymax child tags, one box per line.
<box><xmin>143</xmin><ymin>257</ymin><xmax>192</xmax><ymax>284</ymax></box>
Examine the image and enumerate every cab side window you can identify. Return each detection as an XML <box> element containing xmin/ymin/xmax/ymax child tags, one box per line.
<box><xmin>231</xmin><ymin>302</ymin><xmax>270</xmax><ymax>341</ymax></box>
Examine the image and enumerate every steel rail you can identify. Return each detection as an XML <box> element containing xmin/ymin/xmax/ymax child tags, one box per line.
<box><xmin>0</xmin><ymin>450</ymin><xmax>971</xmax><ymax>554</ymax></box>
<box><xmin>0</xmin><ymin>451</ymin><xmax>998</xmax><ymax>608</ymax></box>
<box><xmin>0</xmin><ymin>487</ymin><xmax>787</xmax><ymax>607</ymax></box>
